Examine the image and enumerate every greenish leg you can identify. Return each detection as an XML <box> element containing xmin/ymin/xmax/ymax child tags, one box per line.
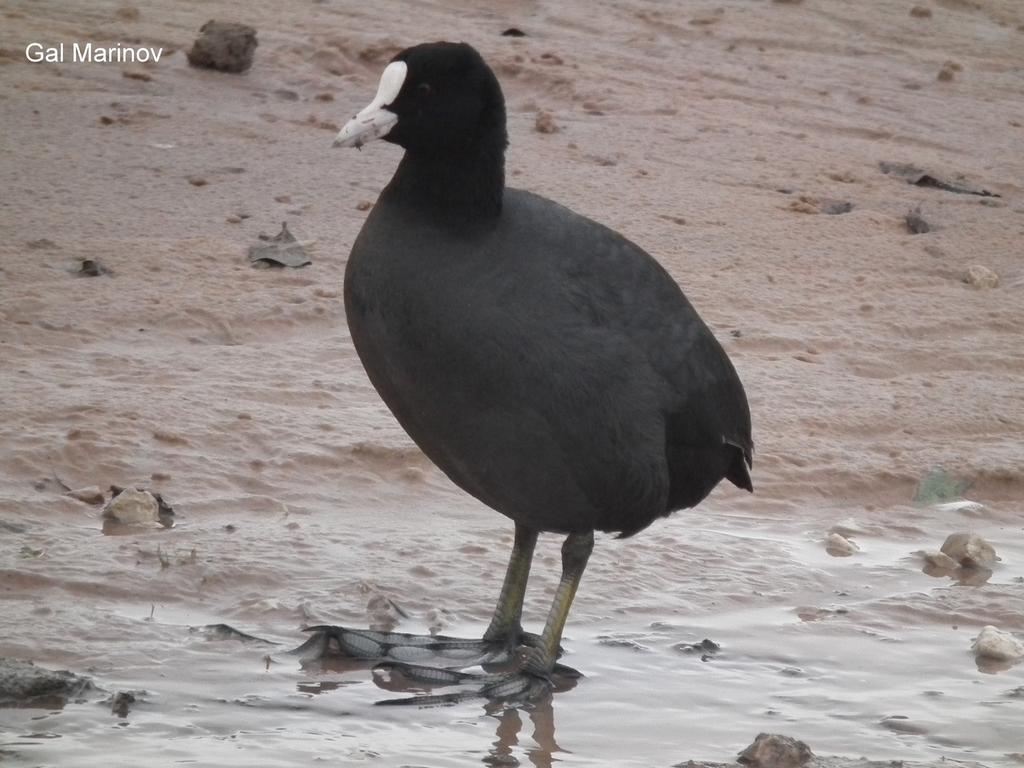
<box><xmin>482</xmin><ymin>523</ymin><xmax>538</xmax><ymax>644</ymax></box>
<box><xmin>521</xmin><ymin>530</ymin><xmax>593</xmax><ymax>676</ymax></box>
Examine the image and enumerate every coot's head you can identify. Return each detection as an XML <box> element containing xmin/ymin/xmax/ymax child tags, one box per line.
<box><xmin>334</xmin><ymin>42</ymin><xmax>507</xmax><ymax>157</ymax></box>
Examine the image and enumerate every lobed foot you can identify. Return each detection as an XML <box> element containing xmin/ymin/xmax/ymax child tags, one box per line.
<box><xmin>290</xmin><ymin>625</ymin><xmax>577</xmax><ymax>705</ymax></box>
<box><xmin>291</xmin><ymin>625</ymin><xmax>562</xmax><ymax>668</ymax></box>
<box><xmin>373</xmin><ymin>659</ymin><xmax>577</xmax><ymax>706</ymax></box>
<box><xmin>290</xmin><ymin>625</ymin><xmax>511</xmax><ymax>668</ymax></box>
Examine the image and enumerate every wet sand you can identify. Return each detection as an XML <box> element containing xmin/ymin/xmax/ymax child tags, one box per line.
<box><xmin>1</xmin><ymin>0</ymin><xmax>1023</xmax><ymax>766</ymax></box>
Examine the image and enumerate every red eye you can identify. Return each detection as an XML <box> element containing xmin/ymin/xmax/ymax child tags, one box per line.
<box><xmin>417</xmin><ymin>82</ymin><xmax>433</xmax><ymax>97</ymax></box>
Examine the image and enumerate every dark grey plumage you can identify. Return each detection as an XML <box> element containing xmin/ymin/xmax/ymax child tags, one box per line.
<box><xmin>344</xmin><ymin>44</ymin><xmax>751</xmax><ymax>540</ymax></box>
<box><xmin>331</xmin><ymin>42</ymin><xmax>752</xmax><ymax>701</ymax></box>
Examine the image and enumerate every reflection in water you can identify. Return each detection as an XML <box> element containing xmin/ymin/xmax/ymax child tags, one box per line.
<box><xmin>288</xmin><ymin>639</ymin><xmax>578</xmax><ymax>765</ymax></box>
<box><xmin>486</xmin><ymin>695</ymin><xmax>564</xmax><ymax>768</ymax></box>
<box><xmin>974</xmin><ymin>655</ymin><xmax>1018</xmax><ymax>675</ymax></box>
<box><xmin>953</xmin><ymin>567</ymin><xmax>993</xmax><ymax>587</ymax></box>
<box><xmin>295</xmin><ymin>679</ymin><xmax>359</xmax><ymax>695</ymax></box>
<box><xmin>920</xmin><ymin>562</ymin><xmax>993</xmax><ymax>586</ymax></box>
<box><xmin>302</xmin><ymin>644</ymin><xmax>581</xmax><ymax>764</ymax></box>
<box><xmin>100</xmin><ymin>516</ymin><xmax>175</xmax><ymax>536</ymax></box>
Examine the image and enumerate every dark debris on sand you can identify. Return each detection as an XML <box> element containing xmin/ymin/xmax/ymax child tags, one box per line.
<box><xmin>879</xmin><ymin>161</ymin><xmax>1000</xmax><ymax>197</ymax></box>
<box><xmin>0</xmin><ymin>658</ymin><xmax>96</xmax><ymax>709</ymax></box>
<box><xmin>674</xmin><ymin>638</ymin><xmax>722</xmax><ymax>661</ymax></box>
<box><xmin>248</xmin><ymin>222</ymin><xmax>312</xmax><ymax>268</ymax></box>
<box><xmin>905</xmin><ymin>207</ymin><xmax>930</xmax><ymax>234</ymax></box>
<box><xmin>187</xmin><ymin>21</ymin><xmax>257</xmax><ymax>74</ymax></box>
<box><xmin>75</xmin><ymin>258</ymin><xmax>111</xmax><ymax>277</ymax></box>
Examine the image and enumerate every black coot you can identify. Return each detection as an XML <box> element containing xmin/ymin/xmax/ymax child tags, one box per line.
<box><xmin>329</xmin><ymin>41</ymin><xmax>752</xmax><ymax>703</ymax></box>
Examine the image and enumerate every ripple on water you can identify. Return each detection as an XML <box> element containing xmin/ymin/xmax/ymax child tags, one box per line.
<box><xmin>4</xmin><ymin>494</ymin><xmax>1022</xmax><ymax>766</ymax></box>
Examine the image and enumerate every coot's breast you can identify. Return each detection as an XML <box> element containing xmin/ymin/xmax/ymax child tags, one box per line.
<box><xmin>344</xmin><ymin>189</ymin><xmax>746</xmax><ymax>535</ymax></box>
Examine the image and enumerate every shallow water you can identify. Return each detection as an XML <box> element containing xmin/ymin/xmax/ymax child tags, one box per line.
<box><xmin>2</xmin><ymin>488</ymin><xmax>1022</xmax><ymax>767</ymax></box>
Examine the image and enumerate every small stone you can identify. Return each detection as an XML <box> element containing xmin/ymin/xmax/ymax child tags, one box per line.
<box><xmin>788</xmin><ymin>196</ymin><xmax>820</xmax><ymax>214</ymax></box>
<box><xmin>825</xmin><ymin>532</ymin><xmax>859</xmax><ymax>557</ymax></box>
<box><xmin>0</xmin><ymin>659</ymin><xmax>95</xmax><ymax>708</ymax></box>
<box><xmin>110</xmin><ymin>690</ymin><xmax>136</xmax><ymax>717</ymax></box>
<box><xmin>76</xmin><ymin>258</ymin><xmax>110</xmax><ymax>277</ymax></box>
<box><xmin>820</xmin><ymin>200</ymin><xmax>853</xmax><ymax>215</ymax></box>
<box><xmin>972</xmin><ymin>626</ymin><xmax>1024</xmax><ymax>662</ymax></box>
<box><xmin>675</xmin><ymin>638</ymin><xmax>721</xmax><ymax>660</ymax></box>
<box><xmin>937</xmin><ymin>60</ymin><xmax>962</xmax><ymax>82</ymax></box>
<box><xmin>67</xmin><ymin>486</ymin><xmax>105</xmax><ymax>505</ymax></box>
<box><xmin>905</xmin><ymin>208</ymin><xmax>930</xmax><ymax>234</ymax></box>
<box><xmin>356</xmin><ymin>200</ymin><xmax>373</xmax><ymax>211</ymax></box>
<box><xmin>919</xmin><ymin>550</ymin><xmax>958</xmax><ymax>570</ymax></box>
<box><xmin>187</xmin><ymin>20</ymin><xmax>257</xmax><ymax>74</ymax></box>
<box><xmin>940</xmin><ymin>532</ymin><xmax>998</xmax><ymax>568</ymax></box>
<box><xmin>535</xmin><ymin>110</ymin><xmax>559</xmax><ymax>134</ymax></box>
<box><xmin>963</xmin><ymin>265</ymin><xmax>999</xmax><ymax>288</ymax></box>
<box><xmin>122</xmin><ymin>70</ymin><xmax>152</xmax><ymax>82</ymax></box>
<box><xmin>226</xmin><ymin>215</ymin><xmax>242</xmax><ymax>224</ymax></box>
<box><xmin>909</xmin><ymin>5</ymin><xmax>933</xmax><ymax>18</ymax></box>
<box><xmin>737</xmin><ymin>733</ymin><xmax>813</xmax><ymax>767</ymax></box>
<box><xmin>102</xmin><ymin>488</ymin><xmax>160</xmax><ymax>524</ymax></box>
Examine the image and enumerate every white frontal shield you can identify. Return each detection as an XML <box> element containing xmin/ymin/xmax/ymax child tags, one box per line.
<box><xmin>333</xmin><ymin>61</ymin><xmax>407</xmax><ymax>149</ymax></box>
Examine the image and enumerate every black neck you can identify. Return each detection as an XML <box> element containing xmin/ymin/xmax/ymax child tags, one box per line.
<box><xmin>385</xmin><ymin>129</ymin><xmax>506</xmax><ymax>225</ymax></box>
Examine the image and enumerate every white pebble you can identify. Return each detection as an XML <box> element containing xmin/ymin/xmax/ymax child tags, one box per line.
<box><xmin>825</xmin><ymin>532</ymin><xmax>859</xmax><ymax>557</ymax></box>
<box><xmin>918</xmin><ymin>550</ymin><xmax>958</xmax><ymax>570</ymax></box>
<box><xmin>962</xmin><ymin>264</ymin><xmax>999</xmax><ymax>288</ymax></box>
<box><xmin>972</xmin><ymin>626</ymin><xmax>1024</xmax><ymax>662</ymax></box>
<box><xmin>101</xmin><ymin>488</ymin><xmax>159</xmax><ymax>524</ymax></box>
<box><xmin>940</xmin><ymin>532</ymin><xmax>998</xmax><ymax>568</ymax></box>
